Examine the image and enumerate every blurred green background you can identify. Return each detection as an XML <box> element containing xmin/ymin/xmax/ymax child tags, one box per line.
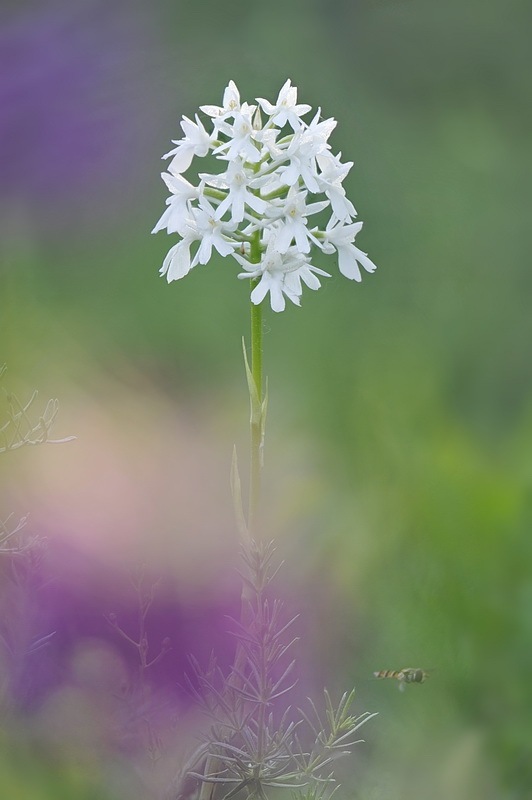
<box><xmin>2</xmin><ymin>0</ymin><xmax>531</xmax><ymax>798</ymax></box>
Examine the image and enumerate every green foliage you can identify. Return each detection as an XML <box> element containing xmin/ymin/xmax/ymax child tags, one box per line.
<box><xmin>0</xmin><ymin>731</ymin><xmax>112</xmax><ymax>800</ymax></box>
<box><xmin>185</xmin><ymin>540</ymin><xmax>375</xmax><ymax>800</ymax></box>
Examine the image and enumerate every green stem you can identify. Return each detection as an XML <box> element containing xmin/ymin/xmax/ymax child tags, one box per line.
<box><xmin>248</xmin><ymin>230</ymin><xmax>263</xmax><ymax>537</ymax></box>
<box><xmin>197</xmin><ymin>230</ymin><xmax>264</xmax><ymax>800</ymax></box>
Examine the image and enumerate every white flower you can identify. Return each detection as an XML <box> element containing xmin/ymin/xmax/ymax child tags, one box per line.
<box><xmin>200</xmin><ymin>79</ymin><xmax>241</xmax><ymax>120</ymax></box>
<box><xmin>201</xmin><ymin>159</ymin><xmax>267</xmax><ymax>223</ymax></box>
<box><xmin>304</xmin><ymin>108</ymin><xmax>337</xmax><ymax>145</ymax></box>
<box><xmin>316</xmin><ymin>152</ymin><xmax>356</xmax><ymax>221</ymax></box>
<box><xmin>253</xmin><ymin>126</ymin><xmax>287</xmax><ymax>166</ymax></box>
<box><xmin>257</xmin><ymin>79</ymin><xmax>311</xmax><ymax>131</ymax></box>
<box><xmin>235</xmin><ymin>233</ymin><xmax>329</xmax><ymax>312</ymax></box>
<box><xmin>268</xmin><ymin>186</ymin><xmax>328</xmax><ymax>254</ymax></box>
<box><xmin>164</xmin><ymin>114</ymin><xmax>214</xmax><ymax>174</ymax></box>
<box><xmin>322</xmin><ymin>220</ymin><xmax>377</xmax><ymax>281</ymax></box>
<box><xmin>272</xmin><ymin>132</ymin><xmax>317</xmax><ymax>192</ymax></box>
<box><xmin>273</xmin><ymin>111</ymin><xmax>336</xmax><ymax>194</ymax></box>
<box><xmin>187</xmin><ymin>197</ymin><xmax>237</xmax><ymax>266</ymax></box>
<box><xmin>159</xmin><ymin>238</ymin><xmax>193</xmax><ymax>282</ymax></box>
<box><xmin>214</xmin><ymin>107</ymin><xmax>262</xmax><ymax>163</ymax></box>
<box><xmin>153</xmin><ymin>79</ymin><xmax>377</xmax><ymax>309</ymax></box>
<box><xmin>151</xmin><ymin>173</ymin><xmax>200</xmax><ymax>234</ymax></box>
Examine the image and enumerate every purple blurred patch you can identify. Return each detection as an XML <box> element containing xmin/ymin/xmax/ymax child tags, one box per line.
<box><xmin>0</xmin><ymin>2</ymin><xmax>152</xmax><ymax>209</ymax></box>
<box><xmin>6</xmin><ymin>537</ymin><xmax>241</xmax><ymax>715</ymax></box>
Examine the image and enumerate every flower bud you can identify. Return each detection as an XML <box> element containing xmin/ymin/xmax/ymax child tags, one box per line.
<box><xmin>252</xmin><ymin>106</ymin><xmax>263</xmax><ymax>131</ymax></box>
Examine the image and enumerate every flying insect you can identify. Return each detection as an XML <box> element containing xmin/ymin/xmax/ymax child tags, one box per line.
<box><xmin>373</xmin><ymin>668</ymin><xmax>430</xmax><ymax>691</ymax></box>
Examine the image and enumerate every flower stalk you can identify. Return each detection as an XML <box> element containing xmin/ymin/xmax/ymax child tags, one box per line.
<box><xmin>249</xmin><ymin>228</ymin><xmax>264</xmax><ymax>536</ymax></box>
<box><xmin>153</xmin><ymin>79</ymin><xmax>379</xmax><ymax>800</ymax></box>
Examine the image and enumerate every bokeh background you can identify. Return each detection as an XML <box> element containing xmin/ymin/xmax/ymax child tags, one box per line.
<box><xmin>1</xmin><ymin>0</ymin><xmax>531</xmax><ymax>798</ymax></box>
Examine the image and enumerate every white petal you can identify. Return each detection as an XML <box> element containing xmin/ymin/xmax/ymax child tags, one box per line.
<box><xmin>257</xmin><ymin>97</ymin><xmax>276</xmax><ymax>115</ymax></box>
<box><xmin>246</xmin><ymin>192</ymin><xmax>268</xmax><ymax>214</ymax></box>
<box><xmin>277</xmin><ymin>78</ymin><xmax>292</xmax><ymax>101</ymax></box>
<box><xmin>196</xmin><ymin>238</ymin><xmax>213</xmax><ymax>265</ymax></box>
<box><xmin>250</xmin><ymin>277</ymin><xmax>270</xmax><ymax>306</ymax></box>
<box><xmin>151</xmin><ymin>206</ymin><xmax>172</xmax><ymax>234</ymax></box>
<box><xmin>299</xmin><ymin>269</ymin><xmax>322</xmax><ymax>290</ymax></box>
<box><xmin>162</xmin><ymin>241</ymin><xmax>192</xmax><ymax>282</ymax></box>
<box><xmin>222</xmin><ymin>80</ymin><xmax>240</xmax><ymax>108</ymax></box>
<box><xmin>168</xmin><ymin>146</ymin><xmax>195</xmax><ymax>174</ymax></box>
<box><xmin>275</xmin><ymin>224</ymin><xmax>294</xmax><ymax>254</ymax></box>
<box><xmin>214</xmin><ymin>194</ymin><xmax>232</xmax><ymax>219</ymax></box>
<box><xmin>294</xmin><ymin>225</ymin><xmax>310</xmax><ymax>253</ymax></box>
<box><xmin>284</xmin><ymin>287</ymin><xmax>301</xmax><ymax>307</ymax></box>
<box><xmin>159</xmin><ymin>243</ymin><xmax>178</xmax><ymax>276</ymax></box>
<box><xmin>355</xmin><ymin>249</ymin><xmax>377</xmax><ymax>274</ymax></box>
<box><xmin>329</xmin><ymin>191</ymin><xmax>356</xmax><ymax>221</ymax></box>
<box><xmin>301</xmin><ymin>169</ymin><xmax>320</xmax><ymax>194</ymax></box>
<box><xmin>269</xmin><ymin>283</ymin><xmax>286</xmax><ymax>313</ymax></box>
<box><xmin>232</xmin><ymin>252</ymin><xmax>255</xmax><ymax>272</ymax></box>
<box><xmin>231</xmin><ymin>193</ymin><xmax>245</xmax><ymax>223</ymax></box>
<box><xmin>305</xmin><ymin>200</ymin><xmax>329</xmax><ymax>216</ymax></box>
<box><xmin>281</xmin><ymin>162</ymin><xmax>300</xmax><ymax>186</ymax></box>
<box><xmin>338</xmin><ymin>245</ymin><xmax>362</xmax><ymax>281</ymax></box>
<box><xmin>200</xmin><ymin>104</ymin><xmax>222</xmax><ymax>117</ymax></box>
<box><xmin>162</xmin><ymin>172</ymin><xmax>195</xmax><ymax>195</ymax></box>
<box><xmin>214</xmin><ymin>237</ymin><xmax>236</xmax><ymax>257</ymax></box>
